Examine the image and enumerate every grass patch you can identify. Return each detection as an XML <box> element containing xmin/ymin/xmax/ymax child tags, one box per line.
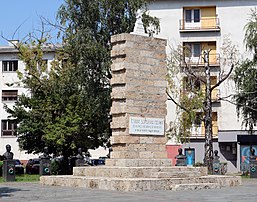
<box><xmin>241</xmin><ymin>174</ymin><xmax>250</xmax><ymax>178</ymax></box>
<box><xmin>0</xmin><ymin>174</ymin><xmax>40</xmax><ymax>183</ymax></box>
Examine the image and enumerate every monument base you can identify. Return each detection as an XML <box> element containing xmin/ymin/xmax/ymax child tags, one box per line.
<box><xmin>3</xmin><ymin>160</ymin><xmax>15</xmax><ymax>182</ymax></box>
<box><xmin>40</xmin><ymin>164</ymin><xmax>241</xmax><ymax>191</ymax></box>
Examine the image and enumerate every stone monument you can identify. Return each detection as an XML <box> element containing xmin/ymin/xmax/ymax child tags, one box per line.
<box><xmin>175</xmin><ymin>148</ymin><xmax>187</xmax><ymax>166</ymax></box>
<box><xmin>39</xmin><ymin>146</ymin><xmax>51</xmax><ymax>176</ymax></box>
<box><xmin>108</xmin><ymin>33</ymin><xmax>169</xmax><ymax>167</ymax></box>
<box><xmin>213</xmin><ymin>150</ymin><xmax>220</xmax><ymax>175</ymax></box>
<box><xmin>2</xmin><ymin>144</ymin><xmax>15</xmax><ymax>182</ymax></box>
<box><xmin>75</xmin><ymin>148</ymin><xmax>85</xmax><ymax>167</ymax></box>
<box><xmin>40</xmin><ymin>32</ymin><xmax>241</xmax><ymax>191</ymax></box>
<box><xmin>131</xmin><ymin>9</ymin><xmax>148</xmax><ymax>36</ymax></box>
<box><xmin>3</xmin><ymin>144</ymin><xmax>14</xmax><ymax>160</ymax></box>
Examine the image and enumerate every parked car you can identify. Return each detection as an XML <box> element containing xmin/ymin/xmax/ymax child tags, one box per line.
<box><xmin>15</xmin><ymin>159</ymin><xmax>25</xmax><ymax>174</ymax></box>
<box><xmin>0</xmin><ymin>159</ymin><xmax>24</xmax><ymax>175</ymax></box>
<box><xmin>26</xmin><ymin>158</ymin><xmax>40</xmax><ymax>174</ymax></box>
<box><xmin>90</xmin><ymin>157</ymin><xmax>106</xmax><ymax>166</ymax></box>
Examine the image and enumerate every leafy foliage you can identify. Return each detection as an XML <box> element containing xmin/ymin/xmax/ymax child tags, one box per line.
<box><xmin>244</xmin><ymin>8</ymin><xmax>257</xmax><ymax>62</ymax></box>
<box><xmin>166</xmin><ymin>45</ymin><xmax>205</xmax><ymax>143</ymax></box>
<box><xmin>234</xmin><ymin>9</ymin><xmax>257</xmax><ymax>132</ymax></box>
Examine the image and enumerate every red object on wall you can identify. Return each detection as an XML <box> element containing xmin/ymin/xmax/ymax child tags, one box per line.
<box><xmin>166</xmin><ymin>145</ymin><xmax>182</xmax><ymax>166</ymax></box>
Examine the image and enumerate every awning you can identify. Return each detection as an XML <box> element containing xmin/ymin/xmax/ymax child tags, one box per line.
<box><xmin>237</xmin><ymin>135</ymin><xmax>257</xmax><ymax>144</ymax></box>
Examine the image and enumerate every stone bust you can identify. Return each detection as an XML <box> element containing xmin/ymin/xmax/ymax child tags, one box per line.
<box><xmin>175</xmin><ymin>148</ymin><xmax>187</xmax><ymax>166</ymax></box>
<box><xmin>76</xmin><ymin>148</ymin><xmax>84</xmax><ymax>160</ymax></box>
<box><xmin>214</xmin><ymin>150</ymin><xmax>220</xmax><ymax>159</ymax></box>
<box><xmin>75</xmin><ymin>148</ymin><xmax>85</xmax><ymax>167</ymax></box>
<box><xmin>39</xmin><ymin>146</ymin><xmax>51</xmax><ymax>159</ymax></box>
<box><xmin>3</xmin><ymin>144</ymin><xmax>14</xmax><ymax>160</ymax></box>
<box><xmin>213</xmin><ymin>150</ymin><xmax>220</xmax><ymax>163</ymax></box>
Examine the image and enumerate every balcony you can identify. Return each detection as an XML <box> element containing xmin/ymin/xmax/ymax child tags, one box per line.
<box><xmin>181</xmin><ymin>53</ymin><xmax>220</xmax><ymax>67</ymax></box>
<box><xmin>190</xmin><ymin>125</ymin><xmax>218</xmax><ymax>138</ymax></box>
<box><xmin>179</xmin><ymin>17</ymin><xmax>220</xmax><ymax>32</ymax></box>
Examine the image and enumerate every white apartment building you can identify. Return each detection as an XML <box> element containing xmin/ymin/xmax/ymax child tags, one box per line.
<box><xmin>149</xmin><ymin>0</ymin><xmax>257</xmax><ymax>172</ymax></box>
<box><xmin>0</xmin><ymin>42</ymin><xmax>56</xmax><ymax>162</ymax></box>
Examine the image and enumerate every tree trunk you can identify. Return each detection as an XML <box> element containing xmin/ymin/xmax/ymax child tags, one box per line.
<box><xmin>203</xmin><ymin>50</ymin><xmax>214</xmax><ymax>174</ymax></box>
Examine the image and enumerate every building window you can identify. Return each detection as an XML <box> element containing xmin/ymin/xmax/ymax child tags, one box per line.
<box><xmin>192</xmin><ymin>43</ymin><xmax>201</xmax><ymax>57</ymax></box>
<box><xmin>185</xmin><ymin>43</ymin><xmax>201</xmax><ymax>57</ymax></box>
<box><xmin>2</xmin><ymin>90</ymin><xmax>18</xmax><ymax>102</ymax></box>
<box><xmin>185</xmin><ymin>9</ymin><xmax>200</xmax><ymax>23</ymax></box>
<box><xmin>2</xmin><ymin>120</ymin><xmax>17</xmax><ymax>136</ymax></box>
<box><xmin>191</xmin><ymin>112</ymin><xmax>218</xmax><ymax>138</ymax></box>
<box><xmin>2</xmin><ymin>60</ymin><xmax>18</xmax><ymax>72</ymax></box>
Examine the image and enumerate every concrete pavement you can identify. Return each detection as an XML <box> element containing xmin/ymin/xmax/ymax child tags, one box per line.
<box><xmin>0</xmin><ymin>178</ymin><xmax>256</xmax><ymax>202</ymax></box>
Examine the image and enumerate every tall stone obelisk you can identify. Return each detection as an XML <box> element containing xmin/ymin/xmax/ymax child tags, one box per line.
<box><xmin>107</xmin><ymin>20</ymin><xmax>171</xmax><ymax>166</ymax></box>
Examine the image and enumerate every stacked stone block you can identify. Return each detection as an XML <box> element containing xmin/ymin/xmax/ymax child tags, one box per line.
<box><xmin>108</xmin><ymin>33</ymin><xmax>169</xmax><ymax>165</ymax></box>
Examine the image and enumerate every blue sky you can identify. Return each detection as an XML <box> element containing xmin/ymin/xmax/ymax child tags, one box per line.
<box><xmin>0</xmin><ymin>0</ymin><xmax>64</xmax><ymax>45</ymax></box>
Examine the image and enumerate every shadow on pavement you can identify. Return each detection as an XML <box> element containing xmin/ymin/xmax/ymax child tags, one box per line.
<box><xmin>0</xmin><ymin>187</ymin><xmax>26</xmax><ymax>198</ymax></box>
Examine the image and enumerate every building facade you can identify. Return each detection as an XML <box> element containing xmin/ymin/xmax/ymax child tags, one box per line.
<box><xmin>149</xmin><ymin>0</ymin><xmax>257</xmax><ymax>172</ymax></box>
<box><xmin>0</xmin><ymin>41</ymin><xmax>56</xmax><ymax>161</ymax></box>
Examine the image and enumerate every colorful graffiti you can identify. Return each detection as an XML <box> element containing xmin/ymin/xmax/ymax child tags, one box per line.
<box><xmin>240</xmin><ymin>145</ymin><xmax>257</xmax><ymax>171</ymax></box>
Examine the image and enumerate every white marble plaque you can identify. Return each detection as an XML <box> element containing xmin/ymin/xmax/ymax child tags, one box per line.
<box><xmin>129</xmin><ymin>117</ymin><xmax>165</xmax><ymax>136</ymax></box>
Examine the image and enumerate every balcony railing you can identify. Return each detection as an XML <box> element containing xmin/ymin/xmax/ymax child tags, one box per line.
<box><xmin>190</xmin><ymin>125</ymin><xmax>218</xmax><ymax>138</ymax></box>
<box><xmin>181</xmin><ymin>53</ymin><xmax>220</xmax><ymax>67</ymax></box>
<box><xmin>179</xmin><ymin>17</ymin><xmax>220</xmax><ymax>31</ymax></box>
<box><xmin>181</xmin><ymin>88</ymin><xmax>220</xmax><ymax>103</ymax></box>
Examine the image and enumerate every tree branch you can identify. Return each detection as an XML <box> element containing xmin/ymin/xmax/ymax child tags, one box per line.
<box><xmin>166</xmin><ymin>90</ymin><xmax>189</xmax><ymax>113</ymax></box>
<box><xmin>219</xmin><ymin>96</ymin><xmax>257</xmax><ymax>112</ymax></box>
<box><xmin>211</xmin><ymin>64</ymin><xmax>234</xmax><ymax>91</ymax></box>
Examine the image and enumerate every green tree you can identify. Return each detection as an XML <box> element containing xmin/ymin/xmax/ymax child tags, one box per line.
<box><xmin>234</xmin><ymin>9</ymin><xmax>257</xmax><ymax>134</ymax></box>
<box><xmin>5</xmin><ymin>0</ymin><xmax>159</xmax><ymax>165</ymax></box>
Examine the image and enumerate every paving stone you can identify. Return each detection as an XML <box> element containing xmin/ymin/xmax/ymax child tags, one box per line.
<box><xmin>2</xmin><ymin>178</ymin><xmax>257</xmax><ymax>202</ymax></box>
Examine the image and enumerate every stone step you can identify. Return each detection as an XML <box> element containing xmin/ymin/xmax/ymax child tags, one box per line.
<box><xmin>105</xmin><ymin>159</ymin><xmax>172</xmax><ymax>167</ymax></box>
<box><xmin>73</xmin><ymin>166</ymin><xmax>207</xmax><ymax>178</ymax></box>
<box><xmin>151</xmin><ymin>171</ymin><xmax>204</xmax><ymax>178</ymax></box>
<box><xmin>172</xmin><ymin>183</ymin><xmax>221</xmax><ymax>191</ymax></box>
<box><xmin>40</xmin><ymin>175</ymin><xmax>241</xmax><ymax>192</ymax></box>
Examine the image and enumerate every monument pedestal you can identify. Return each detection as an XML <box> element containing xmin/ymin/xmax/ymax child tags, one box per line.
<box><xmin>250</xmin><ymin>157</ymin><xmax>257</xmax><ymax>178</ymax></box>
<box><xmin>40</xmin><ymin>158</ymin><xmax>51</xmax><ymax>176</ymax></box>
<box><xmin>40</xmin><ymin>165</ymin><xmax>240</xmax><ymax>191</ymax></box>
<box><xmin>3</xmin><ymin>160</ymin><xmax>15</xmax><ymax>182</ymax></box>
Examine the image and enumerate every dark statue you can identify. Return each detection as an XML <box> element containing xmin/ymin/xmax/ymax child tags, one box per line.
<box><xmin>175</xmin><ymin>148</ymin><xmax>187</xmax><ymax>166</ymax></box>
<box><xmin>3</xmin><ymin>144</ymin><xmax>14</xmax><ymax>160</ymax></box>
<box><xmin>213</xmin><ymin>150</ymin><xmax>220</xmax><ymax>162</ymax></box>
<box><xmin>39</xmin><ymin>146</ymin><xmax>51</xmax><ymax>176</ymax></box>
<box><xmin>2</xmin><ymin>144</ymin><xmax>15</xmax><ymax>182</ymax></box>
<box><xmin>213</xmin><ymin>150</ymin><xmax>220</xmax><ymax>174</ymax></box>
<box><xmin>75</xmin><ymin>148</ymin><xmax>85</xmax><ymax>167</ymax></box>
<box><xmin>76</xmin><ymin>148</ymin><xmax>84</xmax><ymax>160</ymax></box>
<box><xmin>39</xmin><ymin>146</ymin><xmax>51</xmax><ymax>159</ymax></box>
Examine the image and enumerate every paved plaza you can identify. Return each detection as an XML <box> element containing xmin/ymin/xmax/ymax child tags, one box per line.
<box><xmin>0</xmin><ymin>178</ymin><xmax>256</xmax><ymax>202</ymax></box>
